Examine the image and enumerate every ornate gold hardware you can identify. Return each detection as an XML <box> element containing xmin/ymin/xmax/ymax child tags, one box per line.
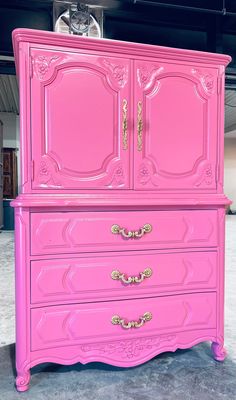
<box><xmin>111</xmin><ymin>223</ymin><xmax>152</xmax><ymax>239</ymax></box>
<box><xmin>137</xmin><ymin>101</ymin><xmax>143</xmax><ymax>151</ymax></box>
<box><xmin>122</xmin><ymin>99</ymin><xmax>128</xmax><ymax>150</ymax></box>
<box><xmin>111</xmin><ymin>312</ymin><xmax>152</xmax><ymax>329</ymax></box>
<box><xmin>111</xmin><ymin>268</ymin><xmax>152</xmax><ymax>284</ymax></box>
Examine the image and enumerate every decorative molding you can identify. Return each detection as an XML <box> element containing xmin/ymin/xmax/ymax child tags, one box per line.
<box><xmin>137</xmin><ymin>65</ymin><xmax>163</xmax><ymax>90</ymax></box>
<box><xmin>113</xmin><ymin>164</ymin><xmax>125</xmax><ymax>185</ymax></box>
<box><xmin>37</xmin><ymin>157</ymin><xmax>62</xmax><ymax>187</ymax></box>
<box><xmin>138</xmin><ymin>163</ymin><xmax>152</xmax><ymax>185</ymax></box>
<box><xmin>194</xmin><ymin>163</ymin><xmax>213</xmax><ymax>187</ymax></box>
<box><xmin>105</xmin><ymin>163</ymin><xmax>125</xmax><ymax>187</ymax></box>
<box><xmin>13</xmin><ymin>30</ymin><xmax>231</xmax><ymax>81</ymax></box>
<box><xmin>81</xmin><ymin>334</ymin><xmax>176</xmax><ymax>359</ymax></box>
<box><xmin>191</xmin><ymin>68</ymin><xmax>214</xmax><ymax>95</ymax></box>
<box><xmin>102</xmin><ymin>59</ymin><xmax>128</xmax><ymax>88</ymax></box>
<box><xmin>32</xmin><ymin>55</ymin><xmax>60</xmax><ymax>80</ymax></box>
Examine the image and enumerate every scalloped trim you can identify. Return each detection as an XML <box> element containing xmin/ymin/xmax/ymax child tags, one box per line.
<box><xmin>28</xmin><ymin>335</ymin><xmax>216</xmax><ymax>369</ymax></box>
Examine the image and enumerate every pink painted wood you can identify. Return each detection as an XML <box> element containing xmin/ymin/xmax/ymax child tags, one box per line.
<box><xmin>30</xmin><ymin>49</ymin><xmax>131</xmax><ymax>190</ymax></box>
<box><xmin>30</xmin><ymin>209</ymin><xmax>218</xmax><ymax>255</ymax></box>
<box><xmin>11</xmin><ymin>28</ymin><xmax>231</xmax><ymax>391</ymax></box>
<box><xmin>30</xmin><ymin>250</ymin><xmax>217</xmax><ymax>304</ymax></box>
<box><xmin>134</xmin><ymin>60</ymin><xmax>218</xmax><ymax>190</ymax></box>
<box><xmin>31</xmin><ymin>293</ymin><xmax>217</xmax><ymax>351</ymax></box>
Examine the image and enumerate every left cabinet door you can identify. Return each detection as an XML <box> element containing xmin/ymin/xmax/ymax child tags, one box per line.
<box><xmin>30</xmin><ymin>48</ymin><xmax>131</xmax><ymax>190</ymax></box>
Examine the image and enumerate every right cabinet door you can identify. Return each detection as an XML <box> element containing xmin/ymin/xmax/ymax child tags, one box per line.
<box><xmin>134</xmin><ymin>60</ymin><xmax>218</xmax><ymax>191</ymax></box>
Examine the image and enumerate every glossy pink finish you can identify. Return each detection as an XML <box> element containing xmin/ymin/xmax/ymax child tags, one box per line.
<box><xmin>11</xmin><ymin>28</ymin><xmax>231</xmax><ymax>195</ymax></box>
<box><xmin>11</xmin><ymin>28</ymin><xmax>230</xmax><ymax>391</ymax></box>
<box><xmin>30</xmin><ymin>49</ymin><xmax>131</xmax><ymax>190</ymax></box>
<box><xmin>30</xmin><ymin>250</ymin><xmax>217</xmax><ymax>304</ymax></box>
<box><xmin>31</xmin><ymin>293</ymin><xmax>217</xmax><ymax>351</ymax></box>
<box><xmin>30</xmin><ymin>209</ymin><xmax>218</xmax><ymax>255</ymax></box>
<box><xmin>134</xmin><ymin>60</ymin><xmax>218</xmax><ymax>190</ymax></box>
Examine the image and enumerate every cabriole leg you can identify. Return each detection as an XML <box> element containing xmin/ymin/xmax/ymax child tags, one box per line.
<box><xmin>16</xmin><ymin>368</ymin><xmax>31</xmax><ymax>392</ymax></box>
<box><xmin>211</xmin><ymin>341</ymin><xmax>227</xmax><ymax>362</ymax></box>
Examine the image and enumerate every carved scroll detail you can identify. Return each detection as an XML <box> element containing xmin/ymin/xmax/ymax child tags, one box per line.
<box><xmin>137</xmin><ymin>65</ymin><xmax>163</xmax><ymax>90</ymax></box>
<box><xmin>105</xmin><ymin>163</ymin><xmax>125</xmax><ymax>187</ymax></box>
<box><xmin>102</xmin><ymin>59</ymin><xmax>128</xmax><ymax>88</ymax></box>
<box><xmin>37</xmin><ymin>157</ymin><xmax>61</xmax><ymax>187</ymax></box>
<box><xmin>194</xmin><ymin>163</ymin><xmax>213</xmax><ymax>187</ymax></box>
<box><xmin>32</xmin><ymin>55</ymin><xmax>60</xmax><ymax>80</ymax></box>
<box><xmin>191</xmin><ymin>68</ymin><xmax>214</xmax><ymax>95</ymax></box>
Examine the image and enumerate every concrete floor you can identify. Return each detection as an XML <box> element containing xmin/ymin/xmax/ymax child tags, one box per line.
<box><xmin>0</xmin><ymin>216</ymin><xmax>236</xmax><ymax>399</ymax></box>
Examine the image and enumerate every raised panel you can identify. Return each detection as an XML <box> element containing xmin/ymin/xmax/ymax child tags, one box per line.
<box><xmin>147</xmin><ymin>77</ymin><xmax>205</xmax><ymax>175</ymax></box>
<box><xmin>30</xmin><ymin>210</ymin><xmax>217</xmax><ymax>256</ymax></box>
<box><xmin>134</xmin><ymin>61</ymin><xmax>218</xmax><ymax>191</ymax></box>
<box><xmin>31</xmin><ymin>293</ymin><xmax>217</xmax><ymax>351</ymax></box>
<box><xmin>30</xmin><ymin>251</ymin><xmax>217</xmax><ymax>304</ymax></box>
<box><xmin>46</xmin><ymin>68</ymin><xmax>117</xmax><ymax>176</ymax></box>
<box><xmin>30</xmin><ymin>48</ymin><xmax>131</xmax><ymax>190</ymax></box>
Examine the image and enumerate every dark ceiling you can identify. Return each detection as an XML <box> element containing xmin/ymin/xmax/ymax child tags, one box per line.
<box><xmin>1</xmin><ymin>0</ymin><xmax>236</xmax><ymax>79</ymax></box>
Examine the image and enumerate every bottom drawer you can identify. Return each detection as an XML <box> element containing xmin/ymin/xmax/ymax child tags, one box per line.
<box><xmin>31</xmin><ymin>292</ymin><xmax>216</xmax><ymax>351</ymax></box>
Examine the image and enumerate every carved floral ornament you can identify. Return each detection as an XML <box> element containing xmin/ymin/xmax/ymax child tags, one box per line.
<box><xmin>37</xmin><ymin>157</ymin><xmax>125</xmax><ymax>188</ymax></box>
<box><xmin>195</xmin><ymin>163</ymin><xmax>213</xmax><ymax>187</ymax></box>
<box><xmin>105</xmin><ymin>163</ymin><xmax>126</xmax><ymax>187</ymax></box>
<box><xmin>138</xmin><ymin>163</ymin><xmax>152</xmax><ymax>185</ymax></box>
<box><xmin>32</xmin><ymin>55</ymin><xmax>60</xmax><ymax>80</ymax></box>
<box><xmin>37</xmin><ymin>158</ymin><xmax>61</xmax><ymax>187</ymax></box>
<box><xmin>138</xmin><ymin>160</ymin><xmax>213</xmax><ymax>188</ymax></box>
<box><xmin>137</xmin><ymin>65</ymin><xmax>164</xmax><ymax>89</ymax></box>
<box><xmin>102</xmin><ymin>59</ymin><xmax>128</xmax><ymax>88</ymax></box>
<box><xmin>80</xmin><ymin>334</ymin><xmax>176</xmax><ymax>359</ymax></box>
<box><xmin>191</xmin><ymin>68</ymin><xmax>214</xmax><ymax>95</ymax></box>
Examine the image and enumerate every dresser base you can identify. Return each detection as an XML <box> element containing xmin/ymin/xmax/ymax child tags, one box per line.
<box><xmin>15</xmin><ymin>331</ymin><xmax>225</xmax><ymax>392</ymax></box>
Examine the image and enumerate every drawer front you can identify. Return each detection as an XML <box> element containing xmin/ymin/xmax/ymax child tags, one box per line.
<box><xmin>30</xmin><ymin>210</ymin><xmax>217</xmax><ymax>255</ymax></box>
<box><xmin>31</xmin><ymin>251</ymin><xmax>217</xmax><ymax>304</ymax></box>
<box><xmin>31</xmin><ymin>292</ymin><xmax>216</xmax><ymax>351</ymax></box>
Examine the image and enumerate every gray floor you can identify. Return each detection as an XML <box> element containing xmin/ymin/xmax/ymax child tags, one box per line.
<box><xmin>0</xmin><ymin>216</ymin><xmax>236</xmax><ymax>399</ymax></box>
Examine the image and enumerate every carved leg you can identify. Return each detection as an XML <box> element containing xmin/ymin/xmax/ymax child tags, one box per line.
<box><xmin>15</xmin><ymin>209</ymin><xmax>31</xmax><ymax>392</ymax></box>
<box><xmin>211</xmin><ymin>341</ymin><xmax>227</xmax><ymax>362</ymax></box>
<box><xmin>16</xmin><ymin>369</ymin><xmax>31</xmax><ymax>392</ymax></box>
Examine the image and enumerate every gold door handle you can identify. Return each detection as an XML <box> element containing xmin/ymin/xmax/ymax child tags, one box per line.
<box><xmin>111</xmin><ymin>268</ymin><xmax>152</xmax><ymax>284</ymax></box>
<box><xmin>111</xmin><ymin>312</ymin><xmax>152</xmax><ymax>329</ymax></box>
<box><xmin>111</xmin><ymin>223</ymin><xmax>152</xmax><ymax>239</ymax></box>
<box><xmin>122</xmin><ymin>99</ymin><xmax>128</xmax><ymax>150</ymax></box>
<box><xmin>137</xmin><ymin>100</ymin><xmax>143</xmax><ymax>151</ymax></box>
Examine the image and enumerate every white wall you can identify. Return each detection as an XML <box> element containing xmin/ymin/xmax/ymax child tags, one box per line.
<box><xmin>0</xmin><ymin>112</ymin><xmax>18</xmax><ymax>147</ymax></box>
<box><xmin>224</xmin><ymin>135</ymin><xmax>236</xmax><ymax>211</ymax></box>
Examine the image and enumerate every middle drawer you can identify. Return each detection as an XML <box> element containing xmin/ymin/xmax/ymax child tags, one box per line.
<box><xmin>31</xmin><ymin>250</ymin><xmax>217</xmax><ymax>304</ymax></box>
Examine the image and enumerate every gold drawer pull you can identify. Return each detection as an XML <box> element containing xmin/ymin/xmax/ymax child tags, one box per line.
<box><xmin>111</xmin><ymin>223</ymin><xmax>152</xmax><ymax>239</ymax></box>
<box><xmin>111</xmin><ymin>268</ymin><xmax>152</xmax><ymax>284</ymax></box>
<box><xmin>111</xmin><ymin>312</ymin><xmax>152</xmax><ymax>329</ymax></box>
<box><xmin>137</xmin><ymin>100</ymin><xmax>143</xmax><ymax>151</ymax></box>
<box><xmin>122</xmin><ymin>99</ymin><xmax>128</xmax><ymax>150</ymax></box>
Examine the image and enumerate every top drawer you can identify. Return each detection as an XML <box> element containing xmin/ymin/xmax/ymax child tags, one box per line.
<box><xmin>30</xmin><ymin>210</ymin><xmax>217</xmax><ymax>256</ymax></box>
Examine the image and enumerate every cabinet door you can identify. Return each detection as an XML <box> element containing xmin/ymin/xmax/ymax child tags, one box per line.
<box><xmin>30</xmin><ymin>48</ymin><xmax>131</xmax><ymax>190</ymax></box>
<box><xmin>134</xmin><ymin>60</ymin><xmax>218</xmax><ymax>191</ymax></box>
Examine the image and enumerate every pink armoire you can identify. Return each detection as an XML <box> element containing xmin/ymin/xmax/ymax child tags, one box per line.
<box><xmin>11</xmin><ymin>28</ymin><xmax>231</xmax><ymax>391</ymax></box>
